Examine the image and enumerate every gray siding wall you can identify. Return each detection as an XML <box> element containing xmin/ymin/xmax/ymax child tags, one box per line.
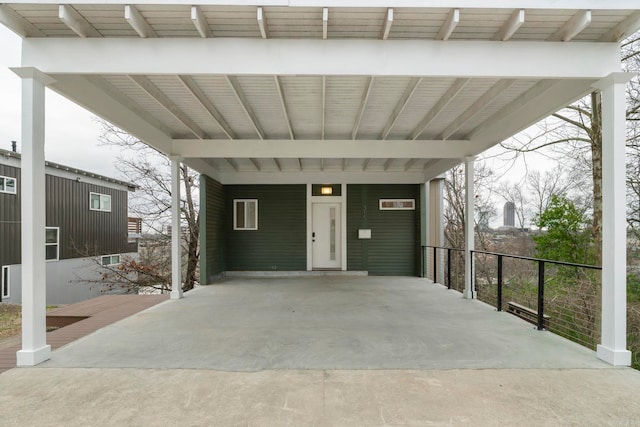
<box><xmin>0</xmin><ymin>164</ymin><xmax>130</xmax><ymax>268</ymax></box>
<box><xmin>347</xmin><ymin>184</ymin><xmax>421</xmax><ymax>276</ymax></box>
<box><xmin>199</xmin><ymin>175</ymin><xmax>226</xmax><ymax>284</ymax></box>
<box><xmin>225</xmin><ymin>185</ymin><xmax>306</xmax><ymax>271</ymax></box>
<box><xmin>0</xmin><ymin>164</ymin><xmax>21</xmax><ymax>265</ymax></box>
<box><xmin>3</xmin><ymin>254</ymin><xmax>137</xmax><ymax>305</ymax></box>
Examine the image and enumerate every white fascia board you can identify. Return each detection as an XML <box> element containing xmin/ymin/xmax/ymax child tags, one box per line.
<box><xmin>289</xmin><ymin>1</ymin><xmax>640</xmax><ymax>9</ymax></box>
<box><xmin>4</xmin><ymin>1</ymin><xmax>639</xmax><ymax>9</ymax></box>
<box><xmin>172</xmin><ymin>139</ymin><xmax>473</xmax><ymax>159</ymax></box>
<box><xmin>48</xmin><ymin>74</ymin><xmax>172</xmax><ymax>155</ymax></box>
<box><xmin>21</xmin><ymin>38</ymin><xmax>621</xmax><ymax>80</ymax></box>
<box><xmin>215</xmin><ymin>170</ymin><xmax>427</xmax><ymax>185</ymax></box>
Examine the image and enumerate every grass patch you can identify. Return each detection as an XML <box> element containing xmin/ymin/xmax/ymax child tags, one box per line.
<box><xmin>0</xmin><ymin>304</ymin><xmax>59</xmax><ymax>340</ymax></box>
<box><xmin>0</xmin><ymin>304</ymin><xmax>22</xmax><ymax>340</ymax></box>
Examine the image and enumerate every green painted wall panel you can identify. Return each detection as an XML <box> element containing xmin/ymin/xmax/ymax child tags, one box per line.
<box><xmin>347</xmin><ymin>184</ymin><xmax>420</xmax><ymax>276</ymax></box>
<box><xmin>200</xmin><ymin>175</ymin><xmax>226</xmax><ymax>284</ymax></box>
<box><xmin>225</xmin><ymin>185</ymin><xmax>306</xmax><ymax>271</ymax></box>
<box><xmin>346</xmin><ymin>184</ymin><xmax>365</xmax><ymax>271</ymax></box>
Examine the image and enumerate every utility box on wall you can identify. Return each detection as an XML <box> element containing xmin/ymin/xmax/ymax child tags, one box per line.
<box><xmin>358</xmin><ymin>229</ymin><xmax>371</xmax><ymax>239</ymax></box>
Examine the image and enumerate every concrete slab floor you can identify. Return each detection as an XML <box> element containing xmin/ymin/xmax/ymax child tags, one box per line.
<box><xmin>3</xmin><ymin>276</ymin><xmax>638</xmax><ymax>426</ymax></box>
<box><xmin>1</xmin><ymin>367</ymin><xmax>640</xmax><ymax>426</ymax></box>
<box><xmin>39</xmin><ymin>276</ymin><xmax>607</xmax><ymax>370</ymax></box>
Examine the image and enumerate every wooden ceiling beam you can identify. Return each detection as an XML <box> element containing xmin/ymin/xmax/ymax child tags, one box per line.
<box><xmin>494</xmin><ymin>9</ymin><xmax>524</xmax><ymax>41</ymax></box>
<box><xmin>125</xmin><ymin>5</ymin><xmax>156</xmax><ymax>38</ymax></box>
<box><xmin>129</xmin><ymin>75</ymin><xmax>207</xmax><ymax>139</ymax></box>
<box><xmin>191</xmin><ymin>6</ymin><xmax>212</xmax><ymax>38</ymax></box>
<box><xmin>226</xmin><ymin>76</ymin><xmax>266</xmax><ymax>140</ymax></box>
<box><xmin>548</xmin><ymin>10</ymin><xmax>591</xmax><ymax>42</ymax></box>
<box><xmin>178</xmin><ymin>75</ymin><xmax>235</xmax><ymax>139</ymax></box>
<box><xmin>436</xmin><ymin>8</ymin><xmax>459</xmax><ymax>41</ymax></box>
<box><xmin>59</xmin><ymin>5</ymin><xmax>101</xmax><ymax>38</ymax></box>
<box><xmin>410</xmin><ymin>78</ymin><xmax>470</xmax><ymax>140</ymax></box>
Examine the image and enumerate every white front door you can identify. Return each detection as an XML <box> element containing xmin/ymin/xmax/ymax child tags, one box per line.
<box><xmin>312</xmin><ymin>203</ymin><xmax>341</xmax><ymax>269</ymax></box>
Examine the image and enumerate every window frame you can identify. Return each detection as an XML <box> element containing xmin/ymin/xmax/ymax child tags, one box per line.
<box><xmin>233</xmin><ymin>199</ymin><xmax>258</xmax><ymax>231</ymax></box>
<box><xmin>45</xmin><ymin>226</ymin><xmax>60</xmax><ymax>262</ymax></box>
<box><xmin>379</xmin><ymin>199</ymin><xmax>416</xmax><ymax>211</ymax></box>
<box><xmin>101</xmin><ymin>254</ymin><xmax>121</xmax><ymax>266</ymax></box>
<box><xmin>89</xmin><ymin>192</ymin><xmax>112</xmax><ymax>212</ymax></box>
<box><xmin>0</xmin><ymin>175</ymin><xmax>17</xmax><ymax>195</ymax></box>
<box><xmin>1</xmin><ymin>266</ymin><xmax>9</xmax><ymax>299</ymax></box>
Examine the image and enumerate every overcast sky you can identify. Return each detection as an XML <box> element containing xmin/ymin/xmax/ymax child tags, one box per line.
<box><xmin>0</xmin><ymin>25</ymin><xmax>121</xmax><ymax>178</ymax></box>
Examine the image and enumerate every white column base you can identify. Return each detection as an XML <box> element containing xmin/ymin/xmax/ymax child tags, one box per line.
<box><xmin>16</xmin><ymin>345</ymin><xmax>51</xmax><ymax>366</ymax></box>
<box><xmin>597</xmin><ymin>345</ymin><xmax>631</xmax><ymax>366</ymax></box>
<box><xmin>169</xmin><ymin>290</ymin><xmax>183</xmax><ymax>300</ymax></box>
<box><xmin>463</xmin><ymin>289</ymin><xmax>474</xmax><ymax>299</ymax></box>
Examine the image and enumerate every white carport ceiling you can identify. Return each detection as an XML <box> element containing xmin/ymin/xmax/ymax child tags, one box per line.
<box><xmin>2</xmin><ymin>2</ymin><xmax>639</xmax><ymax>183</ymax></box>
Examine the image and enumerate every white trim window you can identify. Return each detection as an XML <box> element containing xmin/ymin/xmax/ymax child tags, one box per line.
<box><xmin>1</xmin><ymin>266</ymin><xmax>9</xmax><ymax>299</ymax></box>
<box><xmin>45</xmin><ymin>227</ymin><xmax>60</xmax><ymax>261</ymax></box>
<box><xmin>101</xmin><ymin>254</ymin><xmax>121</xmax><ymax>266</ymax></box>
<box><xmin>379</xmin><ymin>199</ymin><xmax>416</xmax><ymax>210</ymax></box>
<box><xmin>234</xmin><ymin>199</ymin><xmax>258</xmax><ymax>230</ymax></box>
<box><xmin>90</xmin><ymin>192</ymin><xmax>112</xmax><ymax>212</ymax></box>
<box><xmin>0</xmin><ymin>175</ymin><xmax>17</xmax><ymax>194</ymax></box>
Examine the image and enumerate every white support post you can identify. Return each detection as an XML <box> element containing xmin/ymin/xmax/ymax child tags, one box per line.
<box><xmin>432</xmin><ymin>177</ymin><xmax>446</xmax><ymax>282</ymax></box>
<box><xmin>421</xmin><ymin>182</ymin><xmax>430</xmax><ymax>279</ymax></box>
<box><xmin>170</xmin><ymin>156</ymin><xmax>183</xmax><ymax>299</ymax></box>
<box><xmin>595</xmin><ymin>73</ymin><xmax>634</xmax><ymax>366</ymax></box>
<box><xmin>463</xmin><ymin>157</ymin><xmax>475</xmax><ymax>299</ymax></box>
<box><xmin>14</xmin><ymin>68</ymin><xmax>52</xmax><ymax>366</ymax></box>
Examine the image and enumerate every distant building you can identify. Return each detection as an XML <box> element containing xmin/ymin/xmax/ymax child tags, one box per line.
<box><xmin>503</xmin><ymin>202</ymin><xmax>515</xmax><ymax>227</ymax></box>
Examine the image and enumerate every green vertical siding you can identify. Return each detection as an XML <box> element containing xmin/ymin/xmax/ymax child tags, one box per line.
<box><xmin>347</xmin><ymin>184</ymin><xmax>365</xmax><ymax>271</ymax></box>
<box><xmin>200</xmin><ymin>175</ymin><xmax>225</xmax><ymax>284</ymax></box>
<box><xmin>347</xmin><ymin>184</ymin><xmax>420</xmax><ymax>276</ymax></box>
<box><xmin>225</xmin><ymin>185</ymin><xmax>306</xmax><ymax>271</ymax></box>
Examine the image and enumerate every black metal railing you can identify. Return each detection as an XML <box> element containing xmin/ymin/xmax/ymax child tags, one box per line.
<box><xmin>422</xmin><ymin>245</ymin><xmax>602</xmax><ymax>350</ymax></box>
<box><xmin>422</xmin><ymin>245</ymin><xmax>465</xmax><ymax>292</ymax></box>
<box><xmin>472</xmin><ymin>250</ymin><xmax>602</xmax><ymax>348</ymax></box>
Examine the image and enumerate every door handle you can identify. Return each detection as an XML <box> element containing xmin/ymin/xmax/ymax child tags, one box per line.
<box><xmin>312</xmin><ymin>232</ymin><xmax>315</xmax><ymax>242</ymax></box>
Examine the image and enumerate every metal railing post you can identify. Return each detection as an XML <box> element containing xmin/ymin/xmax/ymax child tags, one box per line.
<box><xmin>433</xmin><ymin>247</ymin><xmax>437</xmax><ymax>283</ymax></box>
<box><xmin>421</xmin><ymin>246</ymin><xmax>425</xmax><ymax>278</ymax></box>
<box><xmin>470</xmin><ymin>250</ymin><xmax>474</xmax><ymax>299</ymax></box>
<box><xmin>447</xmin><ymin>248</ymin><xmax>451</xmax><ymax>289</ymax></box>
<box><xmin>497</xmin><ymin>255</ymin><xmax>503</xmax><ymax>311</ymax></box>
<box><xmin>537</xmin><ymin>261</ymin><xmax>545</xmax><ymax>331</ymax></box>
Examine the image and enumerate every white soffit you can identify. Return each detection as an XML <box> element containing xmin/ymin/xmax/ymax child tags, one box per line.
<box><xmin>3</xmin><ymin>2</ymin><xmax>638</xmax><ymax>183</ymax></box>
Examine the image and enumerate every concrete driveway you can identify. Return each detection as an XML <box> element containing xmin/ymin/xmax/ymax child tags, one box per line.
<box><xmin>38</xmin><ymin>276</ymin><xmax>608</xmax><ymax>370</ymax></box>
<box><xmin>2</xmin><ymin>276</ymin><xmax>640</xmax><ymax>426</ymax></box>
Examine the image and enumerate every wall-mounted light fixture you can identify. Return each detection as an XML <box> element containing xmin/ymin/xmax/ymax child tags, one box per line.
<box><xmin>321</xmin><ymin>186</ymin><xmax>333</xmax><ymax>195</ymax></box>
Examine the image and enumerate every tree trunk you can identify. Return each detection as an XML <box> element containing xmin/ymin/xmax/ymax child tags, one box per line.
<box><xmin>181</xmin><ymin>166</ymin><xmax>200</xmax><ymax>291</ymax></box>
<box><xmin>590</xmin><ymin>91</ymin><xmax>603</xmax><ymax>266</ymax></box>
<box><xmin>184</xmin><ymin>229</ymin><xmax>199</xmax><ymax>291</ymax></box>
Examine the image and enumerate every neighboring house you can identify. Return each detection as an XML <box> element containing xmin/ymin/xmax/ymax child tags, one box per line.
<box><xmin>0</xmin><ymin>147</ymin><xmax>137</xmax><ymax>304</ymax></box>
